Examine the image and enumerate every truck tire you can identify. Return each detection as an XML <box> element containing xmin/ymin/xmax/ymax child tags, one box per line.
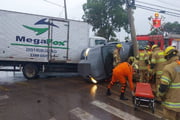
<box><xmin>23</xmin><ymin>63</ymin><xmax>39</xmax><ymax>79</ymax></box>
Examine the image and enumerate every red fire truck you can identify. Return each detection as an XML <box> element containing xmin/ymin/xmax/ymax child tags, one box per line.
<box><xmin>136</xmin><ymin>34</ymin><xmax>174</xmax><ymax>50</ymax></box>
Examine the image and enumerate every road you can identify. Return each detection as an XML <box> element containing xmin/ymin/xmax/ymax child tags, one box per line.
<box><xmin>0</xmin><ymin>72</ymin><xmax>164</xmax><ymax>120</ymax></box>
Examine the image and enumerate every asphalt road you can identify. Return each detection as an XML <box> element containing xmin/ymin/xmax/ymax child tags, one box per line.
<box><xmin>0</xmin><ymin>72</ymin><xmax>164</xmax><ymax>120</ymax></box>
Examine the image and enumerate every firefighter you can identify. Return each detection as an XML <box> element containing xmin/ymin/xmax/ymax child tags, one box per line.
<box><xmin>138</xmin><ymin>46</ymin><xmax>149</xmax><ymax>82</ymax></box>
<box><xmin>132</xmin><ymin>55</ymin><xmax>140</xmax><ymax>82</ymax></box>
<box><xmin>150</xmin><ymin>44</ymin><xmax>167</xmax><ymax>94</ymax></box>
<box><xmin>113</xmin><ymin>43</ymin><xmax>122</xmax><ymax>67</ymax></box>
<box><xmin>145</xmin><ymin>45</ymin><xmax>152</xmax><ymax>82</ymax></box>
<box><xmin>157</xmin><ymin>46</ymin><xmax>180</xmax><ymax>120</ymax></box>
<box><xmin>145</xmin><ymin>45</ymin><xmax>152</xmax><ymax>61</ymax></box>
<box><xmin>106</xmin><ymin>62</ymin><xmax>134</xmax><ymax>100</ymax></box>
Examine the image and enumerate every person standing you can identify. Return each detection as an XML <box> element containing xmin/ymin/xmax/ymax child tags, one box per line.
<box><xmin>157</xmin><ymin>46</ymin><xmax>180</xmax><ymax>120</ymax></box>
<box><xmin>138</xmin><ymin>46</ymin><xmax>149</xmax><ymax>82</ymax></box>
<box><xmin>113</xmin><ymin>43</ymin><xmax>122</xmax><ymax>67</ymax></box>
<box><xmin>106</xmin><ymin>62</ymin><xmax>134</xmax><ymax>100</ymax></box>
<box><xmin>150</xmin><ymin>44</ymin><xmax>167</xmax><ymax>94</ymax></box>
<box><xmin>144</xmin><ymin>45</ymin><xmax>152</xmax><ymax>83</ymax></box>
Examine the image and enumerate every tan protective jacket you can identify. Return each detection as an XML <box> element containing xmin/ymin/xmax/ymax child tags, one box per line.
<box><xmin>151</xmin><ymin>48</ymin><xmax>167</xmax><ymax>76</ymax></box>
<box><xmin>160</xmin><ymin>56</ymin><xmax>180</xmax><ymax>112</ymax></box>
<box><xmin>138</xmin><ymin>51</ymin><xmax>149</xmax><ymax>70</ymax></box>
<box><xmin>113</xmin><ymin>48</ymin><xmax>121</xmax><ymax>67</ymax></box>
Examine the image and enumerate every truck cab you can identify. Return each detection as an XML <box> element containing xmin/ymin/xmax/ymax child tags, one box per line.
<box><xmin>89</xmin><ymin>36</ymin><xmax>107</xmax><ymax>47</ymax></box>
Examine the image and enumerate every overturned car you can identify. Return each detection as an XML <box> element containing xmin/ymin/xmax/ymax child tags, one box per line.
<box><xmin>78</xmin><ymin>41</ymin><xmax>134</xmax><ymax>83</ymax></box>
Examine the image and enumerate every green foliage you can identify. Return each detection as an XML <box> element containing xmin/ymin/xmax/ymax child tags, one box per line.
<box><xmin>149</xmin><ymin>29</ymin><xmax>159</xmax><ymax>35</ymax></box>
<box><xmin>82</xmin><ymin>0</ymin><xmax>128</xmax><ymax>41</ymax></box>
<box><xmin>164</xmin><ymin>21</ymin><xmax>180</xmax><ymax>34</ymax></box>
<box><xmin>149</xmin><ymin>21</ymin><xmax>180</xmax><ymax>35</ymax></box>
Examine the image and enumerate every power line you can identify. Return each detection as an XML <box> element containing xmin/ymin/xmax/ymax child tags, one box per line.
<box><xmin>154</xmin><ymin>0</ymin><xmax>180</xmax><ymax>9</ymax></box>
<box><xmin>135</xmin><ymin>4</ymin><xmax>180</xmax><ymax>17</ymax></box>
<box><xmin>136</xmin><ymin>0</ymin><xmax>180</xmax><ymax>13</ymax></box>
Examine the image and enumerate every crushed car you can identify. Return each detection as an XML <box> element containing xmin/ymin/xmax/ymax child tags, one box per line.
<box><xmin>78</xmin><ymin>41</ymin><xmax>134</xmax><ymax>83</ymax></box>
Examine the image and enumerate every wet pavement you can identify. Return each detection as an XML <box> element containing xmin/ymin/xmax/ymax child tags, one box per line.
<box><xmin>0</xmin><ymin>72</ymin><xmax>164</xmax><ymax>120</ymax></box>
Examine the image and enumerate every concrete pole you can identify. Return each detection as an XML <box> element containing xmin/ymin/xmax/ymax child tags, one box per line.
<box><xmin>127</xmin><ymin>0</ymin><xmax>138</xmax><ymax>56</ymax></box>
<box><xmin>64</xmin><ymin>0</ymin><xmax>68</xmax><ymax>20</ymax></box>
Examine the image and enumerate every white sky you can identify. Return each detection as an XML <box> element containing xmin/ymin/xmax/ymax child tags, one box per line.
<box><xmin>0</xmin><ymin>0</ymin><xmax>180</xmax><ymax>40</ymax></box>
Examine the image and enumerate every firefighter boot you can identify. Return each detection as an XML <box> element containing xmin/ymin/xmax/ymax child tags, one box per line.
<box><xmin>106</xmin><ymin>88</ymin><xmax>111</xmax><ymax>96</ymax></box>
<box><xmin>120</xmin><ymin>93</ymin><xmax>128</xmax><ymax>100</ymax></box>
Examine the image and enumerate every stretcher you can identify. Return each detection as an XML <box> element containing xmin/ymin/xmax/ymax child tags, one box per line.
<box><xmin>133</xmin><ymin>82</ymin><xmax>155</xmax><ymax>113</ymax></box>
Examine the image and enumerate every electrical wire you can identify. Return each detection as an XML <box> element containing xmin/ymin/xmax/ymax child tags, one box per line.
<box><xmin>135</xmin><ymin>4</ymin><xmax>180</xmax><ymax>17</ymax></box>
<box><xmin>154</xmin><ymin>0</ymin><xmax>180</xmax><ymax>9</ymax></box>
<box><xmin>136</xmin><ymin>0</ymin><xmax>180</xmax><ymax>13</ymax></box>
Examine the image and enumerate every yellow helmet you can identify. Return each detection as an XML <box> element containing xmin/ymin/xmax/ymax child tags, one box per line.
<box><xmin>164</xmin><ymin>46</ymin><xmax>177</xmax><ymax>56</ymax></box>
<box><xmin>151</xmin><ymin>44</ymin><xmax>158</xmax><ymax>50</ymax></box>
<box><xmin>116</xmin><ymin>43</ymin><xmax>122</xmax><ymax>48</ymax></box>
<box><xmin>128</xmin><ymin>56</ymin><xmax>134</xmax><ymax>64</ymax></box>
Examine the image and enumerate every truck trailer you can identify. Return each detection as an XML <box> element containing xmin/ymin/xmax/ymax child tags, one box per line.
<box><xmin>0</xmin><ymin>10</ymin><xmax>106</xmax><ymax>79</ymax></box>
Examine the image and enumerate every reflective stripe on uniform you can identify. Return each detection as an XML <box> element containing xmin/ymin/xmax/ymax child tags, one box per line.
<box><xmin>140</xmin><ymin>53</ymin><xmax>145</xmax><ymax>56</ymax></box>
<box><xmin>156</xmin><ymin>71</ymin><xmax>163</xmax><ymax>75</ymax></box>
<box><xmin>170</xmin><ymin>82</ymin><xmax>180</xmax><ymax>88</ymax></box>
<box><xmin>162</xmin><ymin>102</ymin><xmax>180</xmax><ymax>108</ymax></box>
<box><xmin>161</xmin><ymin>75</ymin><xmax>171</xmax><ymax>84</ymax></box>
<box><xmin>139</xmin><ymin>58</ymin><xmax>144</xmax><ymax>60</ymax></box>
<box><xmin>139</xmin><ymin>66</ymin><xmax>147</xmax><ymax>69</ymax></box>
<box><xmin>144</xmin><ymin>56</ymin><xmax>148</xmax><ymax>60</ymax></box>
<box><xmin>156</xmin><ymin>58</ymin><xmax>166</xmax><ymax>63</ymax></box>
<box><xmin>158</xmin><ymin>51</ymin><xmax>164</xmax><ymax>56</ymax></box>
<box><xmin>139</xmin><ymin>53</ymin><xmax>146</xmax><ymax>60</ymax></box>
<box><xmin>151</xmin><ymin>59</ymin><xmax>156</xmax><ymax>64</ymax></box>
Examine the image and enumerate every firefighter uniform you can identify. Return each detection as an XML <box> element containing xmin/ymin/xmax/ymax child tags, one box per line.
<box><xmin>145</xmin><ymin>45</ymin><xmax>153</xmax><ymax>83</ymax></box>
<box><xmin>113</xmin><ymin>43</ymin><xmax>122</xmax><ymax>67</ymax></box>
<box><xmin>151</xmin><ymin>45</ymin><xmax>167</xmax><ymax>93</ymax></box>
<box><xmin>106</xmin><ymin>62</ymin><xmax>134</xmax><ymax>100</ymax></box>
<box><xmin>138</xmin><ymin>47</ymin><xmax>149</xmax><ymax>82</ymax></box>
<box><xmin>157</xmin><ymin>46</ymin><xmax>180</xmax><ymax>120</ymax></box>
<box><xmin>145</xmin><ymin>45</ymin><xmax>152</xmax><ymax>64</ymax></box>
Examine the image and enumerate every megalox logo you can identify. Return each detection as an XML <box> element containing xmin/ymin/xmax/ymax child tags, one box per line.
<box><xmin>11</xmin><ymin>18</ymin><xmax>68</xmax><ymax>49</ymax></box>
<box><xmin>23</xmin><ymin>18</ymin><xmax>59</xmax><ymax>35</ymax></box>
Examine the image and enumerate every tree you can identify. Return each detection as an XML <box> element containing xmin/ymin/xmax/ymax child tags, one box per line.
<box><xmin>82</xmin><ymin>0</ymin><xmax>129</xmax><ymax>41</ymax></box>
<box><xmin>149</xmin><ymin>21</ymin><xmax>180</xmax><ymax>35</ymax></box>
<box><xmin>163</xmin><ymin>21</ymin><xmax>180</xmax><ymax>34</ymax></box>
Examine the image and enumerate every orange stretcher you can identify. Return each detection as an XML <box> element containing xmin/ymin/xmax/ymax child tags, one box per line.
<box><xmin>133</xmin><ymin>82</ymin><xmax>155</xmax><ymax>113</ymax></box>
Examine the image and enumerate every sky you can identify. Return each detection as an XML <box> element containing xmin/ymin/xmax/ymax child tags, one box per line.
<box><xmin>0</xmin><ymin>0</ymin><xmax>180</xmax><ymax>40</ymax></box>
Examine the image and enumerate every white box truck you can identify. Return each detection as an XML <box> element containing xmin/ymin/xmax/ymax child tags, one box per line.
<box><xmin>0</xmin><ymin>10</ymin><xmax>106</xmax><ymax>79</ymax></box>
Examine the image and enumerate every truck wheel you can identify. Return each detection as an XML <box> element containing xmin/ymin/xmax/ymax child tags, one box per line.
<box><xmin>23</xmin><ymin>63</ymin><xmax>39</xmax><ymax>79</ymax></box>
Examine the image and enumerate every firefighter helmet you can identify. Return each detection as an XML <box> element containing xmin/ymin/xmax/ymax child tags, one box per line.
<box><xmin>151</xmin><ymin>44</ymin><xmax>158</xmax><ymax>50</ymax></box>
<box><xmin>128</xmin><ymin>56</ymin><xmax>134</xmax><ymax>65</ymax></box>
<box><xmin>116</xmin><ymin>43</ymin><xmax>122</xmax><ymax>48</ymax></box>
<box><xmin>164</xmin><ymin>46</ymin><xmax>177</xmax><ymax>56</ymax></box>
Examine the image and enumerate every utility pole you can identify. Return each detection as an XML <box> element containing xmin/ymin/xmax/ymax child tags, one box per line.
<box><xmin>44</xmin><ymin>0</ymin><xmax>67</xmax><ymax>20</ymax></box>
<box><xmin>64</xmin><ymin>0</ymin><xmax>67</xmax><ymax>20</ymax></box>
<box><xmin>126</xmin><ymin>0</ymin><xmax>138</xmax><ymax>56</ymax></box>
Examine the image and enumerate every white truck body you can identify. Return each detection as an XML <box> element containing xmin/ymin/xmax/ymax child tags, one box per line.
<box><xmin>0</xmin><ymin>10</ymin><xmax>107</xmax><ymax>79</ymax></box>
<box><xmin>0</xmin><ymin>10</ymin><xmax>90</xmax><ymax>63</ymax></box>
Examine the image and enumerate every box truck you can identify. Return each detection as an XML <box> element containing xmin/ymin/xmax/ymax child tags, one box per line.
<box><xmin>0</xmin><ymin>10</ymin><xmax>106</xmax><ymax>79</ymax></box>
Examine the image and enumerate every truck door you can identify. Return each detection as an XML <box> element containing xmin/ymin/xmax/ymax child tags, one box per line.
<box><xmin>48</xmin><ymin>19</ymin><xmax>69</xmax><ymax>62</ymax></box>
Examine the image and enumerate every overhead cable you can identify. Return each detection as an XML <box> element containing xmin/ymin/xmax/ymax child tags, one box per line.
<box><xmin>136</xmin><ymin>0</ymin><xmax>180</xmax><ymax>13</ymax></box>
<box><xmin>135</xmin><ymin>4</ymin><xmax>180</xmax><ymax>17</ymax></box>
